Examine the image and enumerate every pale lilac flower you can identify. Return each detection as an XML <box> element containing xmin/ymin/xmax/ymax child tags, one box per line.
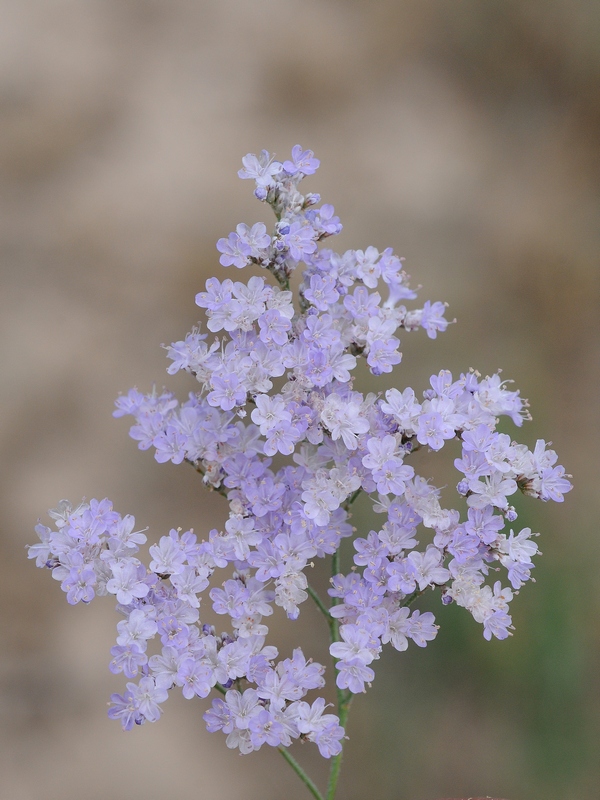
<box><xmin>419</xmin><ymin>300</ymin><xmax>449</xmax><ymax>338</ymax></box>
<box><xmin>407</xmin><ymin>610</ymin><xmax>438</xmax><ymax>647</ymax></box>
<box><xmin>204</xmin><ymin>697</ymin><xmax>235</xmax><ymax>733</ymax></box>
<box><xmin>177</xmin><ymin>658</ymin><xmax>215</xmax><ymax>699</ymax></box>
<box><xmin>238</xmin><ymin>150</ymin><xmax>282</xmax><ymax>186</ymax></box>
<box><xmin>539</xmin><ymin>466</ymin><xmax>572</xmax><ymax>502</ymax></box>
<box><xmin>335</xmin><ymin>658</ymin><xmax>375</xmax><ymax>693</ymax></box>
<box><xmin>283</xmin><ymin>145</ymin><xmax>320</xmax><ymax>176</ymax></box>
<box><xmin>170</xmin><ymin>566</ymin><xmax>209</xmax><ymax>607</ymax></box>
<box><xmin>329</xmin><ymin>624</ymin><xmax>376</xmax><ymax>665</ymax></box>
<box><xmin>216</xmin><ymin>232</ymin><xmax>251</xmax><ymax>268</ymax></box>
<box><xmin>295</xmin><ymin>697</ymin><xmax>338</xmax><ymax>735</ymax></box>
<box><xmin>106</xmin><ymin>561</ymin><xmax>149</xmax><ymax>605</ymax></box>
<box><xmin>127</xmin><ymin>677</ymin><xmax>168</xmax><ymax>723</ymax></box>
<box><xmin>304</xmin><ymin>274</ymin><xmax>339</xmax><ymax>310</ymax></box>
<box><xmin>283</xmin><ymin>222</ymin><xmax>318</xmax><ymax>261</ymax></box>
<box><xmin>61</xmin><ymin>554</ymin><xmax>96</xmax><ymax>604</ymax></box>
<box><xmin>109</xmin><ymin>643</ymin><xmax>148</xmax><ymax>679</ymax></box>
<box><xmin>320</xmin><ymin>395</ymin><xmax>369</xmax><ymax>450</ymax></box>
<box><xmin>406</xmin><ymin>546</ymin><xmax>450</xmax><ymax>590</ymax></box>
<box><xmin>207</xmin><ymin>373</ymin><xmax>247</xmax><ymax>411</ymax></box>
<box><xmin>149</xmin><ymin>534</ymin><xmax>186</xmax><ymax>576</ymax></box>
<box><xmin>313</xmin><ymin>722</ymin><xmax>345</xmax><ymax>758</ymax></box>
<box><xmin>468</xmin><ymin>473</ymin><xmax>518</xmax><ymax>510</ymax></box>
<box><xmin>249</xmin><ymin>709</ymin><xmax>286</xmax><ymax>748</ymax></box>
<box><xmin>382</xmin><ymin>607</ymin><xmax>411</xmax><ymax>651</ymax></box>
<box><xmin>108</xmin><ymin>689</ymin><xmax>141</xmax><ymax>730</ymax></box>
<box><xmin>251</xmin><ymin>394</ymin><xmax>291</xmax><ymax>435</ymax></box>
<box><xmin>236</xmin><ymin>222</ymin><xmax>271</xmax><ymax>257</ymax></box>
<box><xmin>116</xmin><ymin>609</ymin><xmax>157</xmax><ymax>647</ymax></box>
<box><xmin>258</xmin><ymin>309</ymin><xmax>291</xmax><ymax>346</ymax></box>
<box><xmin>483</xmin><ymin>609</ymin><xmax>512</xmax><ymax>641</ymax></box>
<box><xmin>417</xmin><ymin>411</ymin><xmax>455</xmax><ymax>451</ymax></box>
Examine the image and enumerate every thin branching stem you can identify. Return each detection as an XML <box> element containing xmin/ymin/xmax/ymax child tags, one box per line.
<box><xmin>341</xmin><ymin>488</ymin><xmax>361</xmax><ymax>512</ymax></box>
<box><xmin>401</xmin><ymin>587</ymin><xmax>427</xmax><ymax>608</ymax></box>
<box><xmin>278</xmin><ymin>747</ymin><xmax>325</xmax><ymax>800</ymax></box>
<box><xmin>307</xmin><ymin>584</ymin><xmax>334</xmax><ymax>635</ymax></box>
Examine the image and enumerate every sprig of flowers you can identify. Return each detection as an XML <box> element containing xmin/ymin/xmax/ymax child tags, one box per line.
<box><xmin>29</xmin><ymin>146</ymin><xmax>571</xmax><ymax>800</ymax></box>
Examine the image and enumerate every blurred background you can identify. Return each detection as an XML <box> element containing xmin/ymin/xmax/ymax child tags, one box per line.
<box><xmin>1</xmin><ymin>1</ymin><xmax>599</xmax><ymax>798</ymax></box>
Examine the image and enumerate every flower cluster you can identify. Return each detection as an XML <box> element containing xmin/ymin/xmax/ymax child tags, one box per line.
<box><xmin>29</xmin><ymin>146</ymin><xmax>571</xmax><ymax>761</ymax></box>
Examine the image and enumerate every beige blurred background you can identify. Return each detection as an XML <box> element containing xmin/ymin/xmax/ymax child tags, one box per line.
<box><xmin>1</xmin><ymin>1</ymin><xmax>599</xmax><ymax>799</ymax></box>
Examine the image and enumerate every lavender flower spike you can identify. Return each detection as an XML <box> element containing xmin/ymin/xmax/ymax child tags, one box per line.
<box><xmin>29</xmin><ymin>145</ymin><xmax>571</xmax><ymax>800</ymax></box>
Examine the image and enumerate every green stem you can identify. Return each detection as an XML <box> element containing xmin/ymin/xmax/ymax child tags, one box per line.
<box><xmin>400</xmin><ymin>587</ymin><xmax>427</xmax><ymax>608</ymax></box>
<box><xmin>279</xmin><ymin>446</ymin><xmax>363</xmax><ymax>798</ymax></box>
<box><xmin>307</xmin><ymin>584</ymin><xmax>335</xmax><ymax>635</ymax></box>
<box><xmin>341</xmin><ymin>488</ymin><xmax>361</xmax><ymax>511</ymax></box>
<box><xmin>326</xmin><ymin>692</ymin><xmax>353</xmax><ymax>800</ymax></box>
<box><xmin>278</xmin><ymin>747</ymin><xmax>325</xmax><ymax>800</ymax></box>
<box><xmin>331</xmin><ymin>549</ymin><xmax>341</xmax><ymax>617</ymax></box>
<box><xmin>329</xmin><ymin>541</ymin><xmax>343</xmax><ymax>677</ymax></box>
<box><xmin>326</xmin><ymin>536</ymin><xmax>352</xmax><ymax>800</ymax></box>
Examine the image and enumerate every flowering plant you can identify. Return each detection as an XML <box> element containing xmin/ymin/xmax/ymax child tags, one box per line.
<box><xmin>29</xmin><ymin>146</ymin><xmax>571</xmax><ymax>800</ymax></box>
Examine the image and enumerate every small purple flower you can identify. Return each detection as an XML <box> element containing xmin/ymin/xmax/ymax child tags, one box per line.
<box><xmin>177</xmin><ymin>658</ymin><xmax>215</xmax><ymax>699</ymax></box>
<box><xmin>335</xmin><ymin>658</ymin><xmax>375</xmax><ymax>693</ymax></box>
<box><xmin>407</xmin><ymin>610</ymin><xmax>438</xmax><ymax>647</ymax></box>
<box><xmin>195</xmin><ymin>277</ymin><xmax>233</xmax><ymax>311</ymax></box>
<box><xmin>504</xmin><ymin>559</ymin><xmax>534</xmax><ymax>590</ymax></box>
<box><xmin>483</xmin><ymin>610</ymin><xmax>512</xmax><ymax>641</ymax></box>
<box><xmin>464</xmin><ymin>506</ymin><xmax>504</xmax><ymax>545</ymax></box>
<box><xmin>304</xmin><ymin>274</ymin><xmax>339</xmax><ymax>311</ymax></box>
<box><xmin>258</xmin><ymin>309</ymin><xmax>291</xmax><ymax>346</ymax></box>
<box><xmin>386</xmin><ymin>558</ymin><xmax>416</xmax><ymax>594</ymax></box>
<box><xmin>109</xmin><ymin>643</ymin><xmax>148</xmax><ymax>679</ymax></box>
<box><xmin>283</xmin><ymin>222</ymin><xmax>318</xmax><ymax>262</ymax></box>
<box><xmin>249</xmin><ymin>709</ymin><xmax>286</xmax><ymax>748</ymax></box>
<box><xmin>417</xmin><ymin>411</ymin><xmax>455</xmax><ymax>451</ymax></box>
<box><xmin>149</xmin><ymin>533</ymin><xmax>186</xmax><ymax>576</ymax></box>
<box><xmin>264</xmin><ymin>422</ymin><xmax>302</xmax><ymax>457</ymax></box>
<box><xmin>61</xmin><ymin>555</ymin><xmax>96</xmax><ymax>605</ymax></box>
<box><xmin>330</xmin><ymin>624</ymin><xmax>375</xmax><ymax>665</ymax></box>
<box><xmin>108</xmin><ymin>689</ymin><xmax>141</xmax><ymax>730</ymax></box>
<box><xmin>106</xmin><ymin>561</ymin><xmax>149</xmax><ymax>605</ymax></box>
<box><xmin>153</xmin><ymin>427</ymin><xmax>188</xmax><ymax>464</ymax></box>
<box><xmin>157</xmin><ymin>615</ymin><xmax>190</xmax><ymax>649</ymax></box>
<box><xmin>116</xmin><ymin>609</ymin><xmax>158</xmax><ymax>647</ymax></box>
<box><xmin>309</xmin><ymin>204</ymin><xmax>342</xmax><ymax>235</ymax></box>
<box><xmin>216</xmin><ymin>232</ymin><xmax>251</xmax><ymax>268</ymax></box>
<box><xmin>372</xmin><ymin>460</ymin><xmax>414</xmax><ymax>496</ymax></box>
<box><xmin>313</xmin><ymin>722</ymin><xmax>345</xmax><ymax>758</ymax></box>
<box><xmin>539</xmin><ymin>466</ymin><xmax>572</xmax><ymax>502</ymax></box>
<box><xmin>447</xmin><ymin>528</ymin><xmax>480</xmax><ymax>563</ymax></box>
<box><xmin>236</xmin><ymin>222</ymin><xmax>271</xmax><ymax>257</ymax></box>
<box><xmin>210</xmin><ymin>579</ymin><xmax>250</xmax><ymax>619</ymax></box>
<box><xmin>204</xmin><ymin>697</ymin><xmax>235</xmax><ymax>733</ymax></box>
<box><xmin>367</xmin><ymin>338</ymin><xmax>402</xmax><ymax>374</ymax></box>
<box><xmin>207</xmin><ymin>373</ymin><xmax>247</xmax><ymax>411</ymax></box>
<box><xmin>127</xmin><ymin>677</ymin><xmax>168</xmax><ymax>723</ymax></box>
<box><xmin>238</xmin><ymin>150</ymin><xmax>282</xmax><ymax>186</ymax></box>
<box><xmin>283</xmin><ymin>145</ymin><xmax>320</xmax><ymax>176</ymax></box>
<box><xmin>420</xmin><ymin>300</ymin><xmax>449</xmax><ymax>338</ymax></box>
